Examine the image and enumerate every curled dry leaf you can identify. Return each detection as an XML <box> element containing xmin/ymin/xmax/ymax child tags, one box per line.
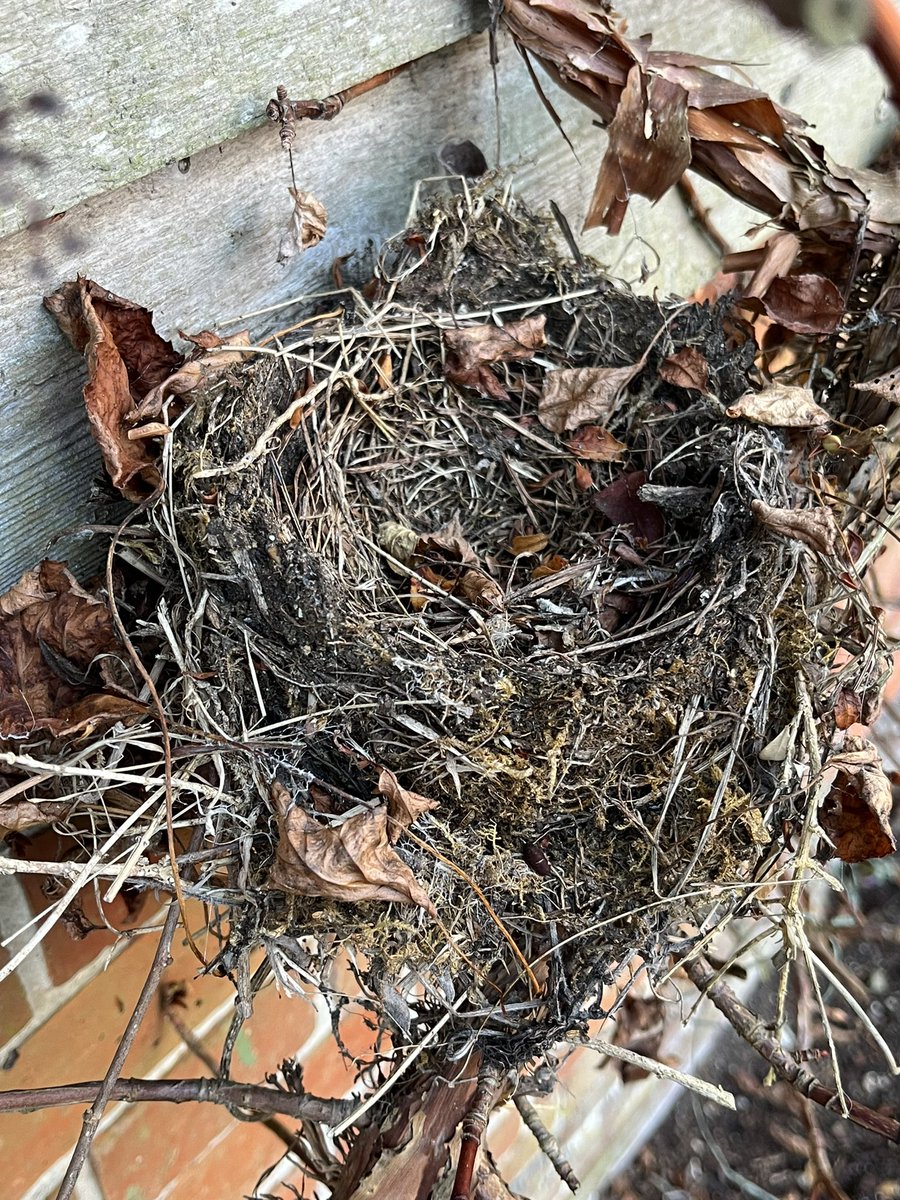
<box><xmin>727</xmin><ymin>383</ymin><xmax>830</xmax><ymax>428</ymax></box>
<box><xmin>131</xmin><ymin>330</ymin><xmax>253</xmax><ymax>422</ymax></box>
<box><xmin>566</xmin><ymin>425</ymin><xmax>628</xmax><ymax>462</ymax></box>
<box><xmin>375</xmin><ymin>766</ymin><xmax>438</xmax><ymax>841</ymax></box>
<box><xmin>0</xmin><ymin>560</ymin><xmax>145</xmax><ymax>739</ymax></box>
<box><xmin>539</xmin><ymin>363</ymin><xmax>642</xmax><ymax>433</ymax></box>
<box><xmin>760</xmin><ymin>273</ymin><xmax>844</xmax><ymax>334</ymax></box>
<box><xmin>657</xmin><ymin>347</ymin><xmax>709</xmax><ymax>393</ymax></box>
<box><xmin>750</xmin><ymin>500</ymin><xmax>841</xmax><ymax>556</ymax></box>
<box><xmin>532</xmin><ymin>553</ymin><xmax>569</xmax><ymax>581</ymax></box>
<box><xmin>443</xmin><ymin>315</ymin><xmax>546</xmax><ymax>401</ymax></box>
<box><xmin>44</xmin><ymin>278</ymin><xmax>183</xmax><ymax>499</ymax></box>
<box><xmin>509</xmin><ymin>533</ymin><xmax>551</xmax><ymax>556</ymax></box>
<box><xmin>593</xmin><ymin>471</ymin><xmax>665</xmax><ymax>546</ymax></box>
<box><xmin>277</xmin><ymin>187</ymin><xmax>328</xmax><ymax>263</ymax></box>
<box><xmin>820</xmin><ymin>736</ymin><xmax>896</xmax><ymax>863</ymax></box>
<box><xmin>0</xmin><ymin>799</ymin><xmax>70</xmax><ymax>832</ymax></box>
<box><xmin>267</xmin><ymin>781</ymin><xmax>436</xmax><ymax>913</ymax></box>
<box><xmin>379</xmin><ymin>518</ymin><xmax>505</xmax><ymax>612</ymax></box>
<box><xmin>833</xmin><ymin>686</ymin><xmax>862</xmax><ymax>731</ymax></box>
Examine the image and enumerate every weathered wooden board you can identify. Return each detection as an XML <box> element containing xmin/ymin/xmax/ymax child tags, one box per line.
<box><xmin>0</xmin><ymin>0</ymin><xmax>485</xmax><ymax>238</ymax></box>
<box><xmin>0</xmin><ymin>6</ymin><xmax>893</xmax><ymax>589</ymax></box>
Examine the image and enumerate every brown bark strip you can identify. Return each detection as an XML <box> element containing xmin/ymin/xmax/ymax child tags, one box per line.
<box><xmin>683</xmin><ymin>956</ymin><xmax>900</xmax><ymax>1143</ymax></box>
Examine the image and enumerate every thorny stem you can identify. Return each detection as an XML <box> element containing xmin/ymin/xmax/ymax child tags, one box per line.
<box><xmin>0</xmin><ymin>1078</ymin><xmax>353</xmax><ymax>1125</ymax></box>
<box><xmin>54</xmin><ymin>899</ymin><xmax>183</xmax><ymax>1200</ymax></box>
<box><xmin>683</xmin><ymin>956</ymin><xmax>900</xmax><ymax>1144</ymax></box>
<box><xmin>451</xmin><ymin>1063</ymin><xmax>504</xmax><ymax>1200</ymax></box>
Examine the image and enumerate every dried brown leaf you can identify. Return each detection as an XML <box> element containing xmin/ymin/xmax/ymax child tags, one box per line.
<box><xmin>509</xmin><ymin>533</ymin><xmax>551</xmax><ymax>555</ymax></box>
<box><xmin>132</xmin><ymin>331</ymin><xmax>253</xmax><ymax>421</ymax></box>
<box><xmin>277</xmin><ymin>187</ymin><xmax>327</xmax><ymax>263</ymax></box>
<box><xmin>727</xmin><ymin>383</ymin><xmax>830</xmax><ymax>428</ymax></box>
<box><xmin>853</xmin><ymin>366</ymin><xmax>900</xmax><ymax>404</ymax></box>
<box><xmin>266</xmin><ymin>781</ymin><xmax>435</xmax><ymax>913</ymax></box>
<box><xmin>374</xmin><ymin>767</ymin><xmax>438</xmax><ymax>841</ymax></box>
<box><xmin>593</xmin><ymin>470</ymin><xmax>665</xmax><ymax>546</ymax></box>
<box><xmin>539</xmin><ymin>363</ymin><xmax>642</xmax><ymax>433</ymax></box>
<box><xmin>759</xmin><ymin>273</ymin><xmax>844</xmax><ymax>333</ymax></box>
<box><xmin>532</xmin><ymin>554</ymin><xmax>569</xmax><ymax>580</ymax></box>
<box><xmin>443</xmin><ymin>315</ymin><xmax>546</xmax><ymax>400</ymax></box>
<box><xmin>44</xmin><ymin>279</ymin><xmax>183</xmax><ymax>499</ymax></box>
<box><xmin>657</xmin><ymin>347</ymin><xmax>709</xmax><ymax>392</ymax></box>
<box><xmin>566</xmin><ymin>425</ymin><xmax>628</xmax><ymax>461</ymax></box>
<box><xmin>585</xmin><ymin>66</ymin><xmax>691</xmax><ymax>233</ymax></box>
<box><xmin>820</xmin><ymin>736</ymin><xmax>896</xmax><ymax>863</ymax></box>
<box><xmin>833</xmin><ymin>686</ymin><xmax>862</xmax><ymax>731</ymax></box>
<box><xmin>744</xmin><ymin>231</ymin><xmax>801</xmax><ymax>299</ymax></box>
<box><xmin>0</xmin><ymin>560</ymin><xmax>144</xmax><ymax>739</ymax></box>
<box><xmin>573</xmin><ymin>462</ymin><xmax>594</xmax><ymax>491</ymax></box>
<box><xmin>751</xmin><ymin>499</ymin><xmax>841</xmax><ymax>555</ymax></box>
<box><xmin>0</xmin><ymin>799</ymin><xmax>70</xmax><ymax>832</ymax></box>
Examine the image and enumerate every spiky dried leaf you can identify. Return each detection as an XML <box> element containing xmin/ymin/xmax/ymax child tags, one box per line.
<box><xmin>374</xmin><ymin>767</ymin><xmax>438</xmax><ymax>841</ymax></box>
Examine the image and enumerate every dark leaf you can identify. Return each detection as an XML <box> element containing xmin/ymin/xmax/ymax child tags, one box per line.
<box><xmin>657</xmin><ymin>347</ymin><xmax>709</xmax><ymax>392</ymax></box>
<box><xmin>593</xmin><ymin>470</ymin><xmax>665</xmax><ymax>545</ymax></box>
<box><xmin>760</xmin><ymin>273</ymin><xmax>844</xmax><ymax>333</ymax></box>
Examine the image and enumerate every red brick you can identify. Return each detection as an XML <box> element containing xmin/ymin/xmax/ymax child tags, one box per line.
<box><xmin>0</xmin><ymin>903</ymin><xmax>233</xmax><ymax>1197</ymax></box>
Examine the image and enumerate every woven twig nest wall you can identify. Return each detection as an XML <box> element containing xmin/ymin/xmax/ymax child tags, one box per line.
<box><xmin>4</xmin><ymin>183</ymin><xmax>898</xmax><ymax>1194</ymax></box>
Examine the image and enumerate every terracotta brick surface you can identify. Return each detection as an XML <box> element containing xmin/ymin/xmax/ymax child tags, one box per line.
<box><xmin>93</xmin><ymin>976</ymin><xmax>326</xmax><ymax>1199</ymax></box>
<box><xmin>0</xmin><ymin>907</ymin><xmax>233</xmax><ymax>1198</ymax></box>
<box><xmin>0</xmin><ymin>960</ymin><xmax>32</xmax><ymax>1052</ymax></box>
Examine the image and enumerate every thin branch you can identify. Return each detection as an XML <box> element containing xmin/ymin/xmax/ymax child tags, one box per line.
<box><xmin>513</xmin><ymin>1093</ymin><xmax>579</xmax><ymax>1193</ymax></box>
<box><xmin>0</xmin><ymin>1077</ymin><xmax>352</xmax><ymax>1124</ymax></box>
<box><xmin>683</xmin><ymin>956</ymin><xmax>900</xmax><ymax>1143</ymax></box>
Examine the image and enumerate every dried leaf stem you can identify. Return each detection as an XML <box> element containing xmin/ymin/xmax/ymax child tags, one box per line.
<box><xmin>513</xmin><ymin>1092</ymin><xmax>580</xmax><ymax>1193</ymax></box>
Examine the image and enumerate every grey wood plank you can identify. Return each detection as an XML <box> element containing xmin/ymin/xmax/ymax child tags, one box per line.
<box><xmin>0</xmin><ymin>0</ymin><xmax>485</xmax><ymax>238</ymax></box>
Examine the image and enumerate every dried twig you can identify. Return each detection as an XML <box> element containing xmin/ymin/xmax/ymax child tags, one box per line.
<box><xmin>683</xmin><ymin>956</ymin><xmax>900</xmax><ymax>1143</ymax></box>
<box><xmin>0</xmin><ymin>1077</ymin><xmax>352</xmax><ymax>1124</ymax></box>
<box><xmin>513</xmin><ymin>1092</ymin><xmax>579</xmax><ymax>1193</ymax></box>
<box><xmin>54</xmin><ymin>899</ymin><xmax>183</xmax><ymax>1200</ymax></box>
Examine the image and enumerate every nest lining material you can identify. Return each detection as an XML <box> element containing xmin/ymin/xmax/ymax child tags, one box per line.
<box><xmin>116</xmin><ymin>184</ymin><xmax>879</xmax><ymax>1066</ymax></box>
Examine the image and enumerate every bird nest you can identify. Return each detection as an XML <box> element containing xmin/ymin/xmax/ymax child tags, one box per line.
<box><xmin>6</xmin><ymin>185</ymin><xmax>897</xmax><ymax>1098</ymax></box>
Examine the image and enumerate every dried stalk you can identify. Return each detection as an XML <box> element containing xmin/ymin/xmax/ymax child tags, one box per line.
<box><xmin>513</xmin><ymin>1093</ymin><xmax>579</xmax><ymax>1193</ymax></box>
<box><xmin>54</xmin><ymin>898</ymin><xmax>183</xmax><ymax>1200</ymax></box>
<box><xmin>683</xmin><ymin>956</ymin><xmax>900</xmax><ymax>1143</ymax></box>
<box><xmin>0</xmin><ymin>1077</ymin><xmax>352</xmax><ymax>1124</ymax></box>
